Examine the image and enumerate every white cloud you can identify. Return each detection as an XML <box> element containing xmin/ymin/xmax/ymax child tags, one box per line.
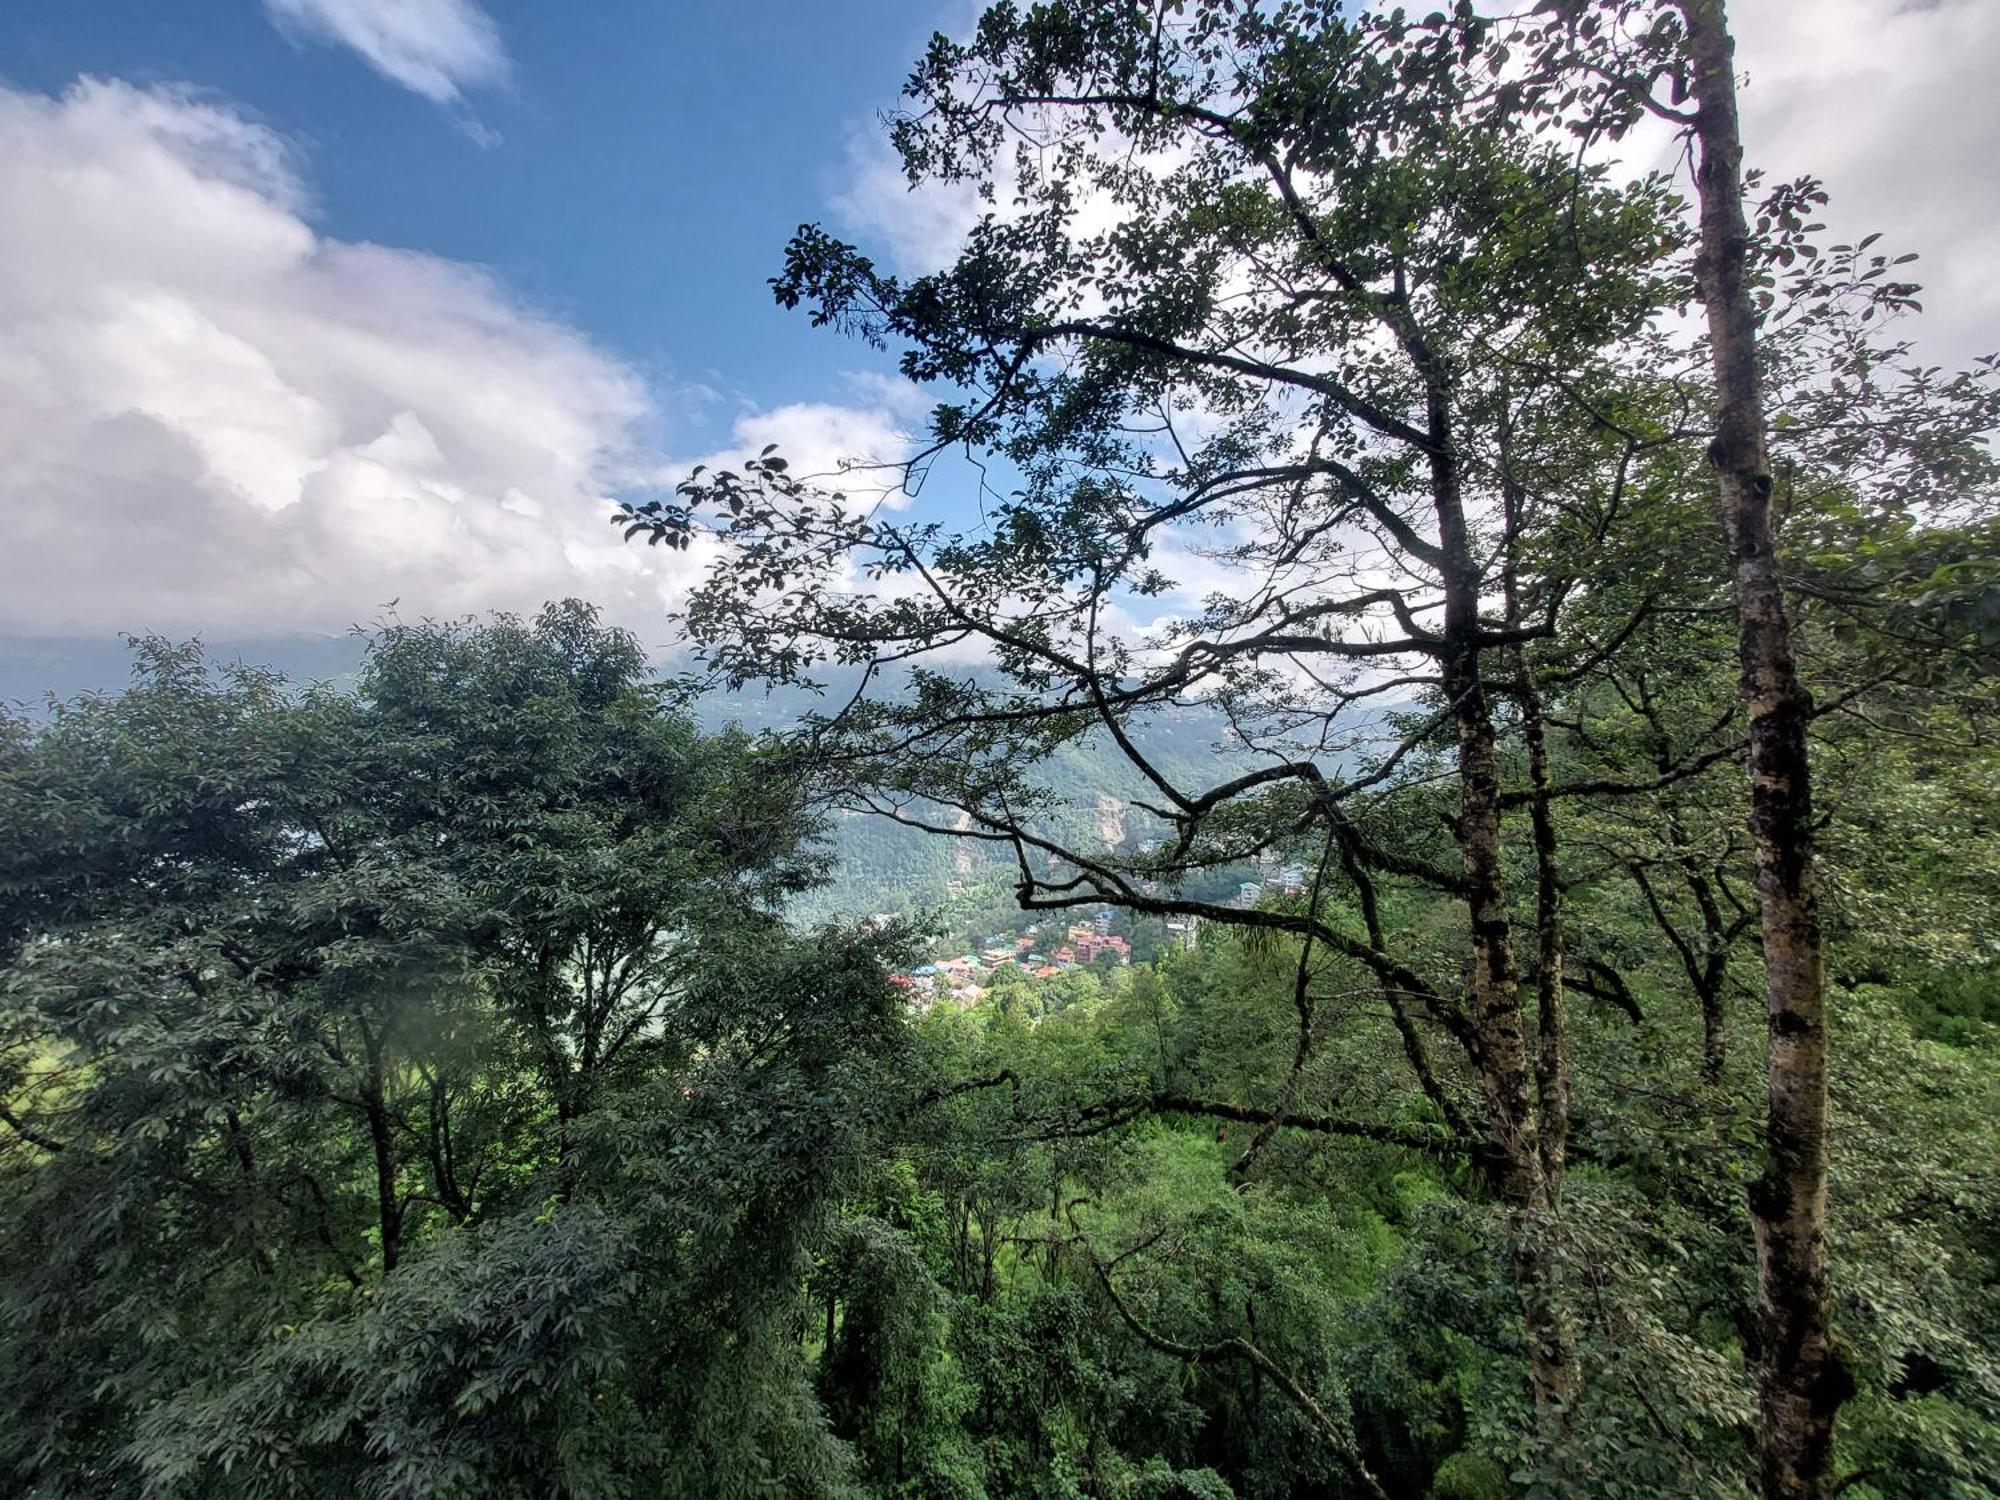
<box><xmin>262</xmin><ymin>0</ymin><xmax>509</xmax><ymax>108</ymax></box>
<box><xmin>1729</xmin><ymin>0</ymin><xmax>2000</xmax><ymax>369</ymax></box>
<box><xmin>0</xmin><ymin>79</ymin><xmax>689</xmax><ymax>639</ymax></box>
<box><xmin>832</xmin><ymin>119</ymin><xmax>1184</xmax><ymax>296</ymax></box>
<box><xmin>838</xmin><ymin>369</ymin><xmax>933</xmax><ymax>424</ymax></box>
<box><xmin>832</xmin><ymin>129</ymin><xmax>986</xmax><ymax>277</ymax></box>
<box><xmin>697</xmin><ymin>401</ymin><xmax>920</xmax><ymax>511</ymax></box>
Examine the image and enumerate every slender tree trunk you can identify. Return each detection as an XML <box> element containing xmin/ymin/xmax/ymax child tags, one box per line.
<box><xmin>1500</xmin><ymin>454</ymin><xmax>1569</xmax><ymax>1192</ymax></box>
<box><xmin>1700</xmin><ymin>962</ymin><xmax>1729</xmax><ymax>1085</ymax></box>
<box><xmin>1680</xmin><ymin>3</ymin><xmax>1844</xmax><ymax>1493</ymax></box>
<box><xmin>359</xmin><ymin>1023</ymin><xmax>403</xmax><ymax>1273</ymax></box>
<box><xmin>1437</xmin><ymin>447</ymin><xmax>1539</xmax><ymax>1210</ymax></box>
<box><xmin>224</xmin><ymin>1106</ymin><xmax>277</xmax><ymax>1277</ymax></box>
<box><xmin>1433</xmin><ymin>416</ymin><xmax>1573</xmax><ymax>1415</ymax></box>
<box><xmin>1681</xmin><ymin>856</ymin><xmax>1735</xmax><ymax>1087</ymax></box>
<box><xmin>1635</xmin><ymin>680</ymin><xmax>1737</xmax><ymax>1086</ymax></box>
<box><xmin>425</xmin><ymin>1070</ymin><xmax>472</xmax><ymax>1221</ymax></box>
<box><xmin>1048</xmin><ymin>1157</ymin><xmax>1062</xmax><ymax>1277</ymax></box>
<box><xmin>1521</xmin><ymin>676</ymin><xmax>1567</xmax><ymax>1191</ymax></box>
<box><xmin>1669</xmin><ymin>808</ymin><xmax>1734</xmax><ymax>1085</ymax></box>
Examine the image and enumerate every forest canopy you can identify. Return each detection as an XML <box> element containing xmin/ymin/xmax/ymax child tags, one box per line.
<box><xmin>3</xmin><ymin>3</ymin><xmax>1998</xmax><ymax>1499</ymax></box>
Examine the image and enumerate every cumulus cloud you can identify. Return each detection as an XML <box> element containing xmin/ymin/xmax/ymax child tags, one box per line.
<box><xmin>0</xmin><ymin>79</ymin><xmax>677</xmax><ymax>638</ymax></box>
<box><xmin>262</xmin><ymin>0</ymin><xmax>509</xmax><ymax>107</ymax></box>
<box><xmin>832</xmin><ymin>130</ymin><xmax>986</xmax><ymax>277</ymax></box>
<box><xmin>1729</xmin><ymin>0</ymin><xmax>2000</xmax><ymax>369</ymax></box>
<box><xmin>697</xmin><ymin>400</ymin><xmax>921</xmax><ymax>512</ymax></box>
<box><xmin>0</xmin><ymin>78</ymin><xmax>931</xmax><ymax>642</ymax></box>
<box><xmin>832</xmin><ymin>121</ymin><xmax>1185</xmax><ymax>293</ymax></box>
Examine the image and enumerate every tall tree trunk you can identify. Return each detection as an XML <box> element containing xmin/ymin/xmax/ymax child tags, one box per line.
<box><xmin>1433</xmin><ymin>412</ymin><xmax>1573</xmax><ymax>1416</ymax></box>
<box><xmin>1522</xmin><ymin>686</ymin><xmax>1567</xmax><ymax>1191</ymax></box>
<box><xmin>1500</xmin><ymin>454</ymin><xmax>1569</xmax><ymax>1193</ymax></box>
<box><xmin>359</xmin><ymin>1021</ymin><xmax>403</xmax><ymax>1274</ymax></box>
<box><xmin>1679</xmin><ymin>3</ymin><xmax>1844</xmax><ymax>1493</ymax></box>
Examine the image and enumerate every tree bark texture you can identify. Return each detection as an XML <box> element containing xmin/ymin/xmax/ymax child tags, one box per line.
<box><xmin>360</xmin><ymin>1023</ymin><xmax>403</xmax><ymax>1274</ymax></box>
<box><xmin>1679</xmin><ymin>3</ymin><xmax>1843</xmax><ymax>1494</ymax></box>
<box><xmin>1432</xmin><ymin>417</ymin><xmax>1574</xmax><ymax>1415</ymax></box>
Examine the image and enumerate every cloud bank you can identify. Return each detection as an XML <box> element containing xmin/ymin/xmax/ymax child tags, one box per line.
<box><xmin>0</xmin><ymin>81</ymin><xmax>648</xmax><ymax>638</ymax></box>
<box><xmin>9</xmin><ymin>4</ymin><xmax>1989</xmax><ymax>647</ymax></box>
<box><xmin>0</xmin><ymin>77</ymin><xmax>935</xmax><ymax>643</ymax></box>
<box><xmin>1729</xmin><ymin>0</ymin><xmax>2000</xmax><ymax>370</ymax></box>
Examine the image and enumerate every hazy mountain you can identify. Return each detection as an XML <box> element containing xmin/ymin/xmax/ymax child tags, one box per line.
<box><xmin>0</xmin><ymin>633</ymin><xmax>1288</xmax><ymax>919</ymax></box>
<box><xmin>0</xmin><ymin>633</ymin><xmax>370</xmax><ymax>709</ymax></box>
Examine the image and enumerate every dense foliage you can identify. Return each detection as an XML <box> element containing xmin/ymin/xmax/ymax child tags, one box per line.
<box><xmin>0</xmin><ymin>606</ymin><xmax>910</xmax><ymax>1498</ymax></box>
<box><xmin>3</xmin><ymin>3</ymin><xmax>1997</xmax><ymax>1498</ymax></box>
<box><xmin>607</xmin><ymin>0</ymin><xmax>1997</xmax><ymax>1494</ymax></box>
<box><xmin>4</xmin><ymin>633</ymin><xmax>1995</xmax><ymax>1496</ymax></box>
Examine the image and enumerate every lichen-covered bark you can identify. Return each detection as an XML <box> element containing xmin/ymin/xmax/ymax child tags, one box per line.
<box><xmin>1680</xmin><ymin>2</ymin><xmax>1843</xmax><ymax>1493</ymax></box>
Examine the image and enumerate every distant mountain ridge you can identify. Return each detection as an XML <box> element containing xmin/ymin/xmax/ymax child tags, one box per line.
<box><xmin>0</xmin><ymin>633</ymin><xmax>1306</xmax><ymax>919</ymax></box>
<box><xmin>0</xmin><ymin>633</ymin><xmax>372</xmax><ymax>709</ymax></box>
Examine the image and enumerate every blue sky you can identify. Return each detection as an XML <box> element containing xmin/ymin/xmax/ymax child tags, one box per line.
<box><xmin>0</xmin><ymin>0</ymin><xmax>1993</xmax><ymax>670</ymax></box>
<box><xmin>4</xmin><ymin>0</ymin><xmax>942</xmax><ymax>440</ymax></box>
<box><xmin>0</xmin><ymin>0</ymin><xmax>1002</xmax><ymax>652</ymax></box>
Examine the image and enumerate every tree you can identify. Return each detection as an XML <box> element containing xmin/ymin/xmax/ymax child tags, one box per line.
<box><xmin>620</xmin><ymin>0</ymin><xmax>1997</xmax><ymax>1478</ymax></box>
<box><xmin>625</xmin><ymin>0</ymin><xmax>1702</xmax><ymax>1425</ymax></box>
<box><xmin>1467</xmin><ymin>3</ymin><xmax>1998</xmax><ymax>1489</ymax></box>
<box><xmin>0</xmin><ymin>605</ymin><xmax>907</xmax><ymax>1498</ymax></box>
<box><xmin>1676</xmin><ymin>5</ymin><xmax>1840</xmax><ymax>1490</ymax></box>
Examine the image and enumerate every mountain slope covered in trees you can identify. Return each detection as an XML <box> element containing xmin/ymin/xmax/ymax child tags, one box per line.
<box><xmin>4</xmin><ymin>3</ymin><xmax>1998</xmax><ymax>1499</ymax></box>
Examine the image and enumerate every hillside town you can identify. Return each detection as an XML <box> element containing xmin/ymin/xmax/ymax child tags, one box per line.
<box><xmin>889</xmin><ymin>910</ymin><xmax>1133</xmax><ymax>1012</ymax></box>
<box><xmin>888</xmin><ymin>853</ymin><xmax>1318</xmax><ymax>1014</ymax></box>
